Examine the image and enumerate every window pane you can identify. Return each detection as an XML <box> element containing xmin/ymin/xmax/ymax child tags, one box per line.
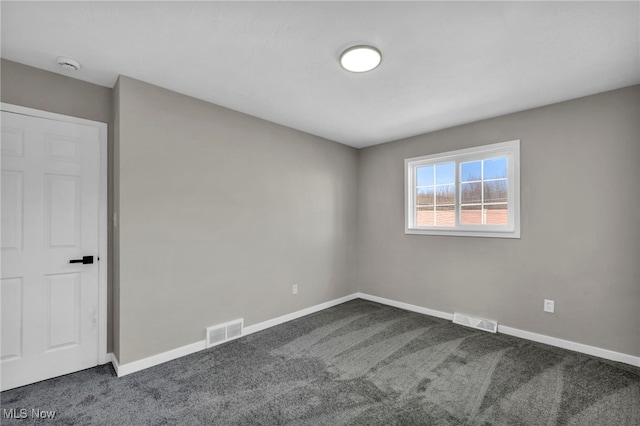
<box><xmin>416</xmin><ymin>166</ymin><xmax>434</xmax><ymax>186</ymax></box>
<box><xmin>436</xmin><ymin>184</ymin><xmax>455</xmax><ymax>205</ymax></box>
<box><xmin>484</xmin><ymin>157</ymin><xmax>507</xmax><ymax>179</ymax></box>
<box><xmin>416</xmin><ymin>206</ymin><xmax>434</xmax><ymax>226</ymax></box>
<box><xmin>484</xmin><ymin>179</ymin><xmax>508</xmax><ymax>203</ymax></box>
<box><xmin>435</xmin><ymin>163</ymin><xmax>455</xmax><ymax>185</ymax></box>
<box><xmin>461</xmin><ymin>205</ymin><xmax>482</xmax><ymax>224</ymax></box>
<box><xmin>435</xmin><ymin>205</ymin><xmax>455</xmax><ymax>227</ymax></box>
<box><xmin>485</xmin><ymin>204</ymin><xmax>508</xmax><ymax>225</ymax></box>
<box><xmin>405</xmin><ymin>140</ymin><xmax>519</xmax><ymax>236</ymax></box>
<box><xmin>416</xmin><ymin>187</ymin><xmax>434</xmax><ymax>206</ymax></box>
<box><xmin>461</xmin><ymin>182</ymin><xmax>481</xmax><ymax>204</ymax></box>
<box><xmin>461</xmin><ymin>161</ymin><xmax>481</xmax><ymax>182</ymax></box>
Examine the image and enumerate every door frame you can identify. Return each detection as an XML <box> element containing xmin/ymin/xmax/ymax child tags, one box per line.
<box><xmin>1</xmin><ymin>102</ymin><xmax>109</xmax><ymax>365</ymax></box>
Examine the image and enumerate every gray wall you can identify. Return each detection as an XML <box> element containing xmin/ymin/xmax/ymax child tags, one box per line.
<box><xmin>115</xmin><ymin>76</ymin><xmax>358</xmax><ymax>363</ymax></box>
<box><xmin>1</xmin><ymin>59</ymin><xmax>112</xmax><ymax>122</ymax></box>
<box><xmin>3</xmin><ymin>58</ymin><xmax>638</xmax><ymax>362</ymax></box>
<box><xmin>0</xmin><ymin>59</ymin><xmax>115</xmax><ymax>353</ymax></box>
<box><xmin>357</xmin><ymin>85</ymin><xmax>640</xmax><ymax>357</ymax></box>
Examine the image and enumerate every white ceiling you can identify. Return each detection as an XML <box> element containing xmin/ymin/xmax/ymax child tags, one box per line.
<box><xmin>2</xmin><ymin>1</ymin><xmax>639</xmax><ymax>148</ymax></box>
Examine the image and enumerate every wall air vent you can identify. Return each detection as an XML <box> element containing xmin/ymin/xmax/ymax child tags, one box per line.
<box><xmin>206</xmin><ymin>318</ymin><xmax>244</xmax><ymax>348</ymax></box>
<box><xmin>453</xmin><ymin>312</ymin><xmax>498</xmax><ymax>333</ymax></box>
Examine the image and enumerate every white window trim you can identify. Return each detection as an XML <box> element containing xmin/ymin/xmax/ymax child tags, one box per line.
<box><xmin>405</xmin><ymin>140</ymin><xmax>520</xmax><ymax>238</ymax></box>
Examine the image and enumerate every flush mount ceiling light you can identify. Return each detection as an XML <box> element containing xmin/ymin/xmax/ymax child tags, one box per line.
<box><xmin>339</xmin><ymin>45</ymin><xmax>382</xmax><ymax>73</ymax></box>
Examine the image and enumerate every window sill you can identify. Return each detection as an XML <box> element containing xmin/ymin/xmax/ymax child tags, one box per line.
<box><xmin>405</xmin><ymin>228</ymin><xmax>520</xmax><ymax>238</ymax></box>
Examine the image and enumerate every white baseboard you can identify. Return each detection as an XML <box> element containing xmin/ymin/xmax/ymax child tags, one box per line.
<box><xmin>357</xmin><ymin>292</ymin><xmax>640</xmax><ymax>368</ymax></box>
<box><xmin>355</xmin><ymin>292</ymin><xmax>454</xmax><ymax>321</ymax></box>
<box><xmin>242</xmin><ymin>293</ymin><xmax>359</xmax><ymax>336</ymax></box>
<box><xmin>107</xmin><ymin>353</ymin><xmax>120</xmax><ymax>375</ymax></box>
<box><xmin>498</xmin><ymin>325</ymin><xmax>640</xmax><ymax>367</ymax></box>
<box><xmin>110</xmin><ymin>340</ymin><xmax>207</xmax><ymax>377</ymax></box>
<box><xmin>109</xmin><ymin>292</ymin><xmax>639</xmax><ymax>377</ymax></box>
<box><xmin>110</xmin><ymin>293</ymin><xmax>360</xmax><ymax>377</ymax></box>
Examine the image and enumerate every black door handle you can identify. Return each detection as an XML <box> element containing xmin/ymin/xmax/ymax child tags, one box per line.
<box><xmin>69</xmin><ymin>256</ymin><xmax>94</xmax><ymax>264</ymax></box>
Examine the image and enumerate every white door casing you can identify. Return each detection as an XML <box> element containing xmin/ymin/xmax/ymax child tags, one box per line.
<box><xmin>1</xmin><ymin>104</ymin><xmax>107</xmax><ymax>391</ymax></box>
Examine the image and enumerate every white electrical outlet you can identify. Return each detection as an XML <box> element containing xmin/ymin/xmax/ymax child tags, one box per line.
<box><xmin>292</xmin><ymin>284</ymin><xmax>298</xmax><ymax>295</ymax></box>
<box><xmin>544</xmin><ymin>299</ymin><xmax>555</xmax><ymax>313</ymax></box>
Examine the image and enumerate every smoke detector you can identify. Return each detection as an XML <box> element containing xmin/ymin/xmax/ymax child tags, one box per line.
<box><xmin>56</xmin><ymin>56</ymin><xmax>80</xmax><ymax>71</ymax></box>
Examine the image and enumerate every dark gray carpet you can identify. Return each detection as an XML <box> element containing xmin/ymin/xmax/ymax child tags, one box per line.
<box><xmin>2</xmin><ymin>299</ymin><xmax>639</xmax><ymax>425</ymax></box>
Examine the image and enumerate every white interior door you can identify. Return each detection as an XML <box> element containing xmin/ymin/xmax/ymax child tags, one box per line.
<box><xmin>1</xmin><ymin>110</ymin><xmax>101</xmax><ymax>391</ymax></box>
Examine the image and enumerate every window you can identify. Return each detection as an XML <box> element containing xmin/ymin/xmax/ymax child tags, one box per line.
<box><xmin>405</xmin><ymin>140</ymin><xmax>520</xmax><ymax>238</ymax></box>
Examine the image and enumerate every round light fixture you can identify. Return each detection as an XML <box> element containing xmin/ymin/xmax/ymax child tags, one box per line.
<box><xmin>339</xmin><ymin>45</ymin><xmax>382</xmax><ymax>73</ymax></box>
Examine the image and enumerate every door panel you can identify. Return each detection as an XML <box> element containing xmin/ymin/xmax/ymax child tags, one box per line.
<box><xmin>1</xmin><ymin>127</ymin><xmax>24</xmax><ymax>157</ymax></box>
<box><xmin>46</xmin><ymin>174</ymin><xmax>81</xmax><ymax>248</ymax></box>
<box><xmin>1</xmin><ymin>278</ymin><xmax>23</xmax><ymax>361</ymax></box>
<box><xmin>46</xmin><ymin>273</ymin><xmax>81</xmax><ymax>350</ymax></box>
<box><xmin>1</xmin><ymin>170</ymin><xmax>23</xmax><ymax>250</ymax></box>
<box><xmin>1</xmin><ymin>111</ymin><xmax>101</xmax><ymax>391</ymax></box>
<box><xmin>45</xmin><ymin>134</ymin><xmax>82</xmax><ymax>163</ymax></box>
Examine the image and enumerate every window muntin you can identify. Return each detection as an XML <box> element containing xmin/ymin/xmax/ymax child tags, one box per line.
<box><xmin>405</xmin><ymin>140</ymin><xmax>520</xmax><ymax>238</ymax></box>
<box><xmin>415</xmin><ymin>162</ymin><xmax>455</xmax><ymax>227</ymax></box>
<box><xmin>460</xmin><ymin>157</ymin><xmax>508</xmax><ymax>225</ymax></box>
